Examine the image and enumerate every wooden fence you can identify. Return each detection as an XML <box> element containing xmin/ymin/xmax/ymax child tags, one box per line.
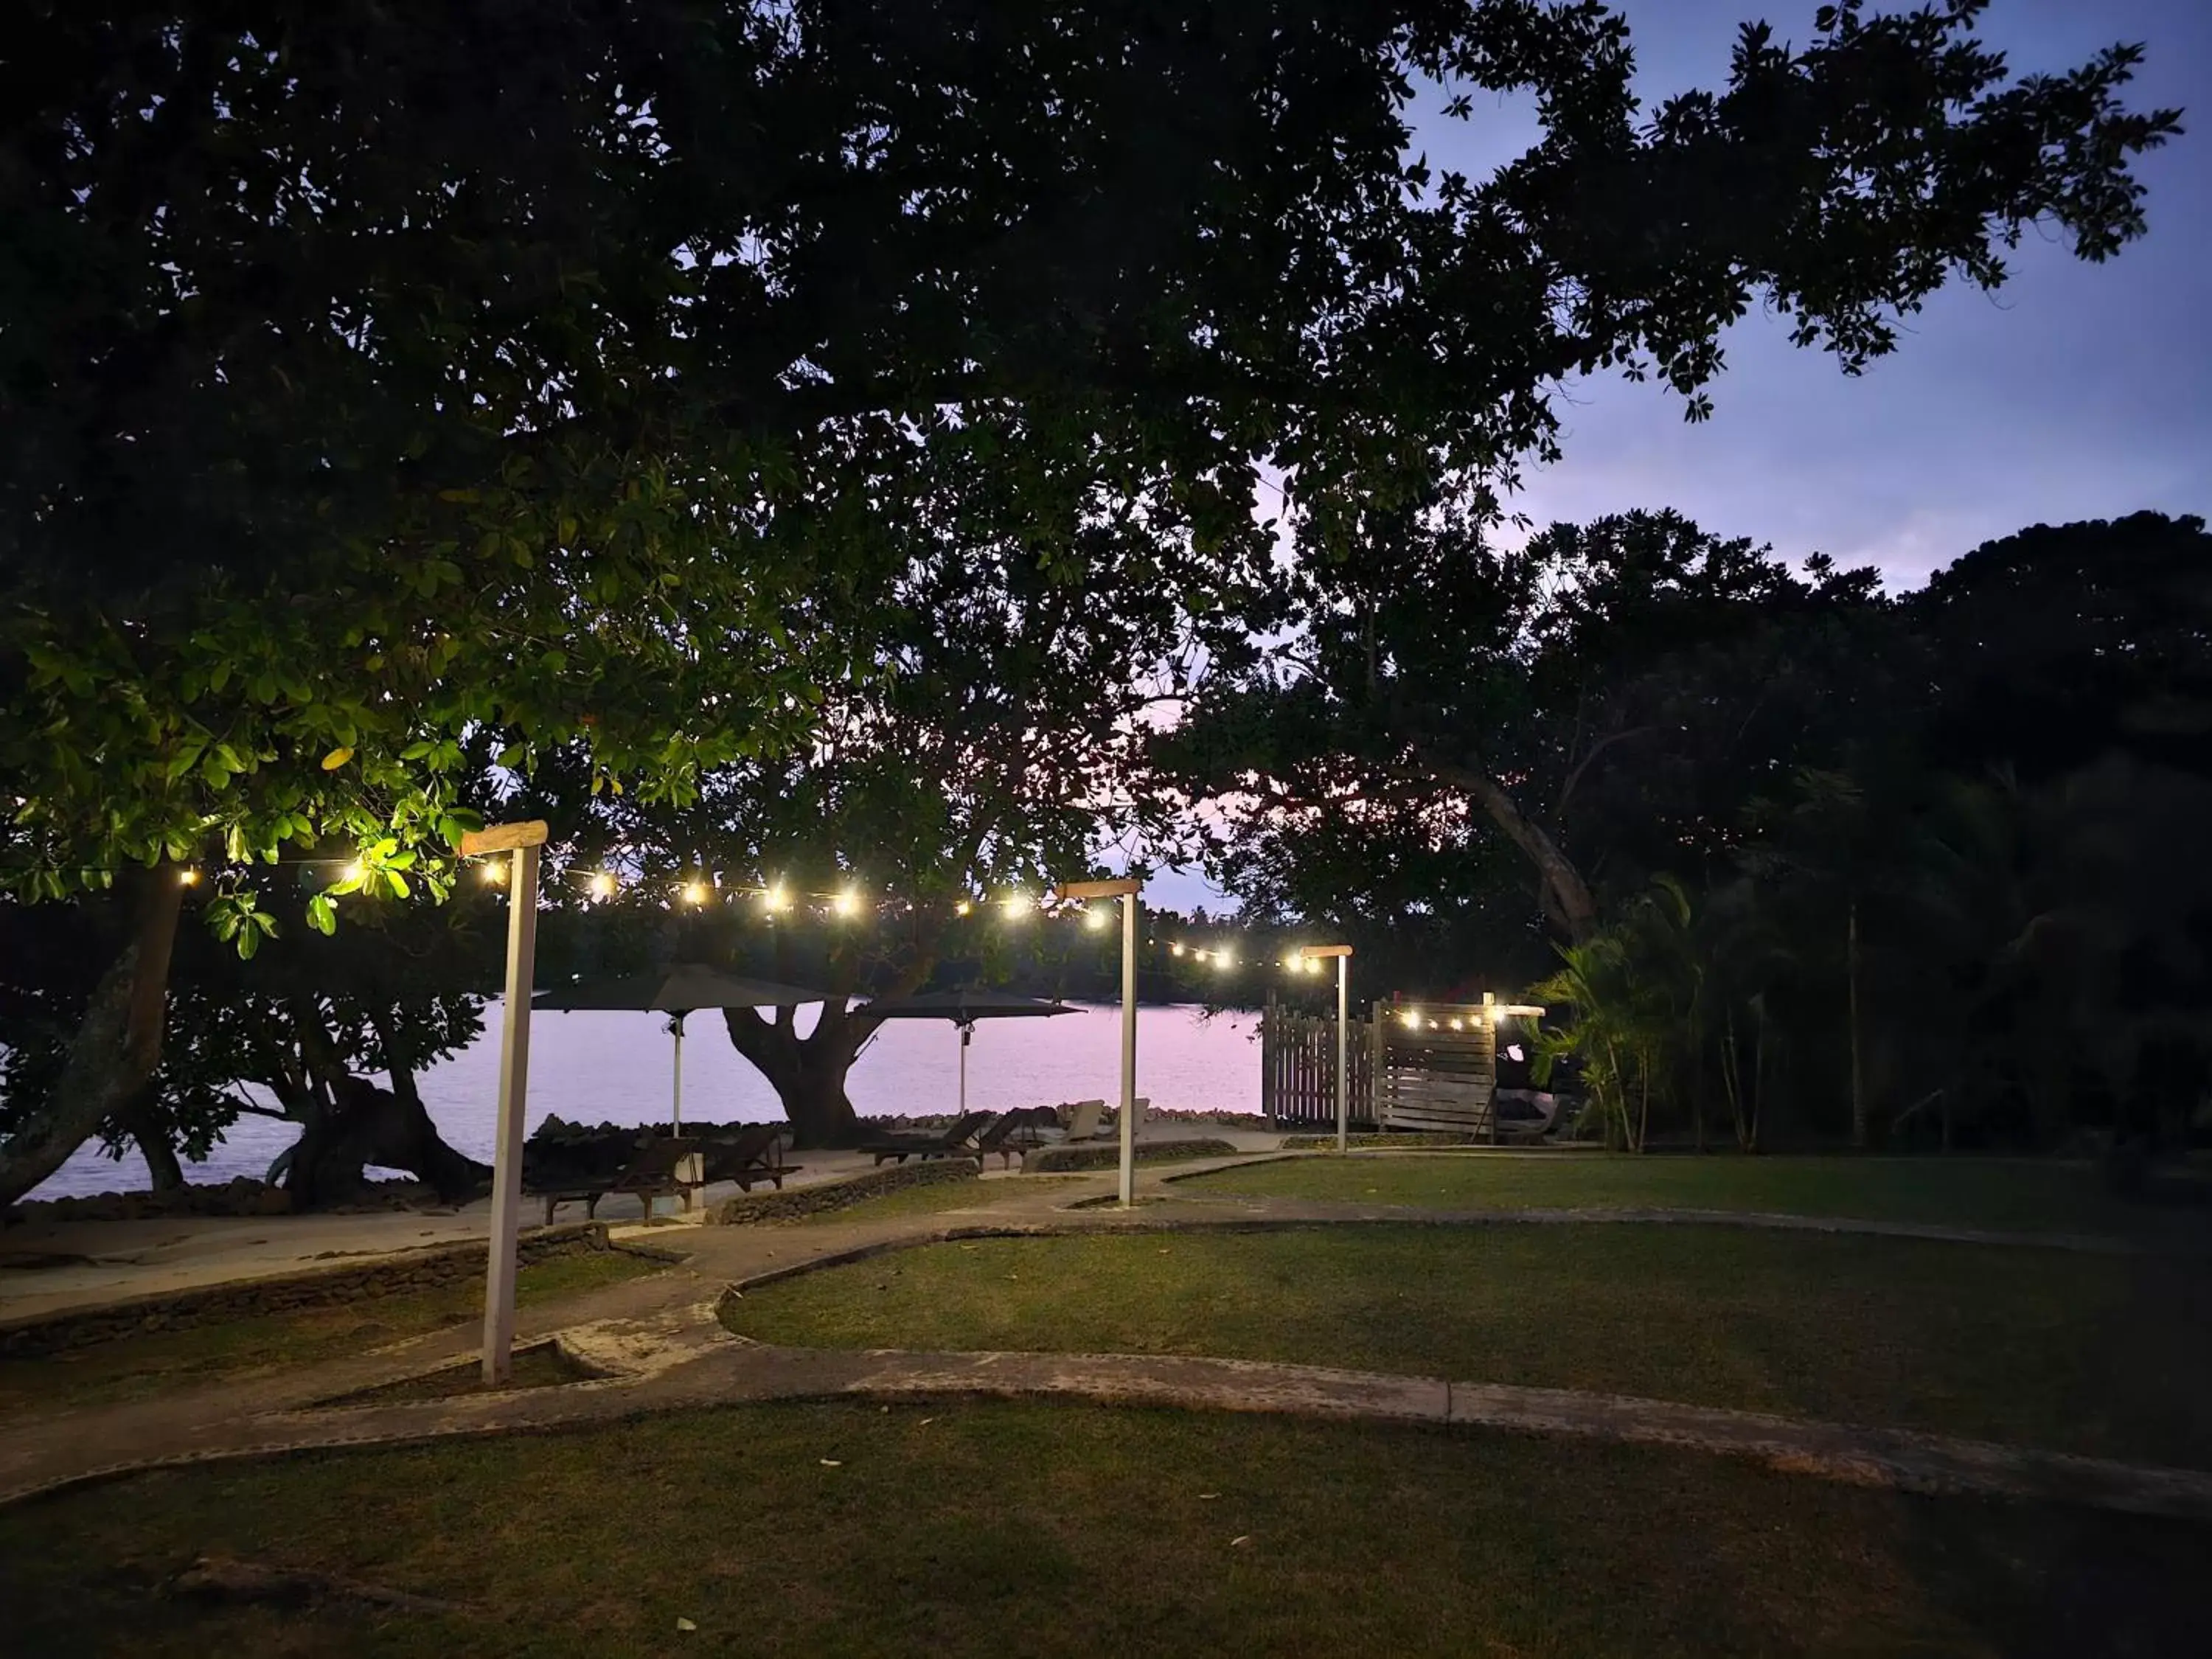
<box><xmin>1258</xmin><ymin>996</ymin><xmax>1378</xmax><ymax>1130</ymax></box>
<box><xmin>1377</xmin><ymin>1001</ymin><xmax>1498</xmax><ymax>1136</ymax></box>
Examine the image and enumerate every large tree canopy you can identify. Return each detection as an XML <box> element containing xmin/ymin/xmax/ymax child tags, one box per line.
<box><xmin>0</xmin><ymin>0</ymin><xmax>2183</xmax><ymax>1197</ymax></box>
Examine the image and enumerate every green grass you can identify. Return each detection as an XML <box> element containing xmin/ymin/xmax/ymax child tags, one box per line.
<box><xmin>1185</xmin><ymin>1152</ymin><xmax>2202</xmax><ymax>1237</ymax></box>
<box><xmin>723</xmin><ymin>1225</ymin><xmax>2212</xmax><ymax>1468</ymax></box>
<box><xmin>0</xmin><ymin>1249</ymin><xmax>667</xmax><ymax>1416</ymax></box>
<box><xmin>792</xmin><ymin>1175</ymin><xmax>1091</xmax><ymax>1227</ymax></box>
<box><xmin>3</xmin><ymin>1399</ymin><xmax>2202</xmax><ymax>1657</ymax></box>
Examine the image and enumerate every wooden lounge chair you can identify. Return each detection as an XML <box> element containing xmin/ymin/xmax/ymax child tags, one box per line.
<box><xmin>975</xmin><ymin>1107</ymin><xmax>1059</xmax><ymax>1170</ymax></box>
<box><xmin>522</xmin><ymin>1131</ymin><xmax>641</xmax><ymax>1226</ymax></box>
<box><xmin>860</xmin><ymin>1110</ymin><xmax>995</xmax><ymax>1166</ymax></box>
<box><xmin>607</xmin><ymin>1135</ymin><xmax>702</xmax><ymax>1220</ymax></box>
<box><xmin>696</xmin><ymin>1123</ymin><xmax>803</xmax><ymax>1192</ymax></box>
<box><xmin>1062</xmin><ymin>1099</ymin><xmax>1107</xmax><ymax>1141</ymax></box>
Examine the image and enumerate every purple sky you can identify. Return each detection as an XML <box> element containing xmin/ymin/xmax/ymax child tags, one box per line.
<box><xmin>1147</xmin><ymin>1</ymin><xmax>2206</xmax><ymax>913</ymax></box>
<box><xmin>1426</xmin><ymin>0</ymin><xmax>2208</xmax><ymax>590</ymax></box>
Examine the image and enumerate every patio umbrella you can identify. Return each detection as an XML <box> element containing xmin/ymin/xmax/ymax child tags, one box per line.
<box><xmin>532</xmin><ymin>963</ymin><xmax>836</xmax><ymax>1131</ymax></box>
<box><xmin>859</xmin><ymin>988</ymin><xmax>1078</xmax><ymax>1116</ymax></box>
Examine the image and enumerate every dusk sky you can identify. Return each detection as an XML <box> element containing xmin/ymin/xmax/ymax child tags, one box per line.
<box><xmin>1426</xmin><ymin>0</ymin><xmax>2208</xmax><ymax>591</ymax></box>
<box><xmin>1152</xmin><ymin>0</ymin><xmax>2207</xmax><ymax>914</ymax></box>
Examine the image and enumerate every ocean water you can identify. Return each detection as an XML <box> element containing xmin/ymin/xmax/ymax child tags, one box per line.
<box><xmin>32</xmin><ymin>1001</ymin><xmax>1263</xmax><ymax>1199</ymax></box>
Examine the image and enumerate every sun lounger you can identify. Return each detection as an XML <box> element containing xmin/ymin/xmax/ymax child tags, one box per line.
<box><xmin>696</xmin><ymin>1123</ymin><xmax>802</xmax><ymax>1192</ymax></box>
<box><xmin>859</xmin><ymin>1109</ymin><xmax>996</xmax><ymax>1166</ymax></box>
<box><xmin>521</xmin><ymin>1130</ymin><xmax>643</xmax><ymax>1226</ymax></box>
<box><xmin>607</xmin><ymin>1135</ymin><xmax>703</xmax><ymax>1220</ymax></box>
<box><xmin>974</xmin><ymin>1107</ymin><xmax>1059</xmax><ymax>1169</ymax></box>
<box><xmin>1062</xmin><ymin>1099</ymin><xmax>1107</xmax><ymax>1141</ymax></box>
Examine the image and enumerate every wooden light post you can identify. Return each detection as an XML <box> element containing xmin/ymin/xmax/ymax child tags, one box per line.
<box><xmin>1299</xmin><ymin>946</ymin><xmax>1354</xmax><ymax>1153</ymax></box>
<box><xmin>1054</xmin><ymin>877</ymin><xmax>1142</xmax><ymax>1207</ymax></box>
<box><xmin>459</xmin><ymin>820</ymin><xmax>549</xmax><ymax>1385</ymax></box>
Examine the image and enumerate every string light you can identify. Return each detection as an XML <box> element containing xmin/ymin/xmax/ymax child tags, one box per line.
<box><xmin>832</xmin><ymin>888</ymin><xmax>860</xmax><ymax>918</ymax></box>
<box><xmin>762</xmin><ymin>883</ymin><xmax>789</xmax><ymax>914</ymax></box>
<box><xmin>589</xmin><ymin>872</ymin><xmax>617</xmax><ymax>900</ymax></box>
<box><xmin>682</xmin><ymin>880</ymin><xmax>709</xmax><ymax>905</ymax></box>
<box><xmin>1003</xmin><ymin>891</ymin><xmax>1031</xmax><ymax>919</ymax></box>
<box><xmin>1214</xmin><ymin>950</ymin><xmax>1234</xmax><ymax>970</ymax></box>
<box><xmin>1171</xmin><ymin>942</ymin><xmax>1185</xmax><ymax>958</ymax></box>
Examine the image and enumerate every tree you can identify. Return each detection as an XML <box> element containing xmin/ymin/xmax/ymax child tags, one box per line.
<box><xmin>2</xmin><ymin>1</ymin><xmax>2181</xmax><ymax>1197</ymax></box>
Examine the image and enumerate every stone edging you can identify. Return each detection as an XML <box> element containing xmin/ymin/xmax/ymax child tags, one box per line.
<box><xmin>707</xmin><ymin>1159</ymin><xmax>981</xmax><ymax>1225</ymax></box>
<box><xmin>0</xmin><ymin>1223</ymin><xmax>616</xmax><ymax>1359</ymax></box>
<box><xmin>1024</xmin><ymin>1138</ymin><xmax>1238</xmax><ymax>1173</ymax></box>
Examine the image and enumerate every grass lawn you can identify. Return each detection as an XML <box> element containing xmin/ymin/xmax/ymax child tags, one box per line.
<box><xmin>788</xmin><ymin>1175</ymin><xmax>1091</xmax><ymax>1228</ymax></box>
<box><xmin>3</xmin><ymin>1399</ymin><xmax>2202</xmax><ymax>1658</ymax></box>
<box><xmin>0</xmin><ymin>1248</ymin><xmax>667</xmax><ymax>1416</ymax></box>
<box><xmin>1183</xmin><ymin>1152</ymin><xmax>2203</xmax><ymax>1237</ymax></box>
<box><xmin>723</xmin><ymin>1226</ymin><xmax>2212</xmax><ymax>1469</ymax></box>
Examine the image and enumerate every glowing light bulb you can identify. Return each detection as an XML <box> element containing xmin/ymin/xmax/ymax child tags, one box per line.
<box><xmin>1449</xmin><ymin>1018</ymin><xmax>1464</xmax><ymax>1032</ymax></box>
<box><xmin>341</xmin><ymin>862</ymin><xmax>364</xmax><ymax>884</ymax></box>
<box><xmin>590</xmin><ymin>872</ymin><xmax>616</xmax><ymax>900</ymax></box>
<box><xmin>833</xmin><ymin>888</ymin><xmax>860</xmax><ymax>917</ymax></box>
<box><xmin>177</xmin><ymin>868</ymin><xmax>201</xmax><ymax>887</ymax></box>
<box><xmin>683</xmin><ymin>880</ymin><xmax>708</xmax><ymax>905</ymax></box>
<box><xmin>762</xmin><ymin>883</ymin><xmax>789</xmax><ymax>913</ymax></box>
<box><xmin>1215</xmin><ymin>950</ymin><xmax>1234</xmax><ymax>970</ymax></box>
<box><xmin>1084</xmin><ymin>906</ymin><xmax>1109</xmax><ymax>931</ymax></box>
<box><xmin>955</xmin><ymin>899</ymin><xmax>972</xmax><ymax>917</ymax></box>
<box><xmin>1171</xmin><ymin>942</ymin><xmax>1186</xmax><ymax>958</ymax></box>
<box><xmin>481</xmin><ymin>860</ymin><xmax>507</xmax><ymax>884</ymax></box>
<box><xmin>1003</xmin><ymin>891</ymin><xmax>1030</xmax><ymax>919</ymax></box>
<box><xmin>1402</xmin><ymin>1009</ymin><xmax>1419</xmax><ymax>1027</ymax></box>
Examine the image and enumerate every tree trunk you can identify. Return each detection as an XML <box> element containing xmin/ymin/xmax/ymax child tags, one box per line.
<box><xmin>284</xmin><ymin>1074</ymin><xmax>490</xmax><ymax>1209</ymax></box>
<box><xmin>1420</xmin><ymin>751</ymin><xmax>1598</xmax><ymax>941</ymax></box>
<box><xmin>0</xmin><ymin>872</ymin><xmax>185</xmax><ymax>1206</ymax></box>
<box><xmin>125</xmin><ymin>1084</ymin><xmax>186</xmax><ymax>1193</ymax></box>
<box><xmin>1848</xmin><ymin>898</ymin><xmax>1868</xmax><ymax>1150</ymax></box>
<box><xmin>1750</xmin><ymin>1003</ymin><xmax>1766</xmax><ymax>1154</ymax></box>
<box><xmin>722</xmin><ymin>1002</ymin><xmax>880</xmax><ymax>1150</ymax></box>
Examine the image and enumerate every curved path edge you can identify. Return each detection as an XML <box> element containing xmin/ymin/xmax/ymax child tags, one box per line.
<box><xmin>8</xmin><ymin>1335</ymin><xmax>2211</xmax><ymax>1524</ymax></box>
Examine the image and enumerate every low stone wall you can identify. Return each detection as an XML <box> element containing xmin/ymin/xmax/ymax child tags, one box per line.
<box><xmin>709</xmin><ymin>1160</ymin><xmax>981</xmax><ymax>1225</ymax></box>
<box><xmin>6</xmin><ymin>1175</ymin><xmax>452</xmax><ymax>1225</ymax></box>
<box><xmin>0</xmin><ymin>1223</ymin><xmax>613</xmax><ymax>1360</ymax></box>
<box><xmin>1277</xmin><ymin>1131</ymin><xmax>1479</xmax><ymax>1150</ymax></box>
<box><xmin>1025</xmin><ymin>1138</ymin><xmax>1239</xmax><ymax>1174</ymax></box>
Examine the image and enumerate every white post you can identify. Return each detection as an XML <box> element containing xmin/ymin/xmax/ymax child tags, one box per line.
<box><xmin>1336</xmin><ymin>953</ymin><xmax>1349</xmax><ymax>1155</ymax></box>
<box><xmin>671</xmin><ymin>1014</ymin><xmax>685</xmax><ymax>1133</ymax></box>
<box><xmin>481</xmin><ymin>841</ymin><xmax>540</xmax><ymax>1386</ymax></box>
<box><xmin>959</xmin><ymin>1024</ymin><xmax>971</xmax><ymax>1115</ymax></box>
<box><xmin>1119</xmin><ymin>888</ymin><xmax>1138</xmax><ymax>1208</ymax></box>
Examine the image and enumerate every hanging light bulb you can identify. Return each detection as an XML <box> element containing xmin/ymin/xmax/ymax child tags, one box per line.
<box><xmin>1003</xmin><ymin>891</ymin><xmax>1030</xmax><ymax>919</ymax></box>
<box><xmin>1214</xmin><ymin>949</ymin><xmax>1234</xmax><ymax>970</ymax></box>
<box><xmin>762</xmin><ymin>883</ymin><xmax>789</xmax><ymax>913</ymax></box>
<box><xmin>954</xmin><ymin>898</ymin><xmax>973</xmax><ymax>917</ymax></box>
<box><xmin>590</xmin><ymin>872</ymin><xmax>617</xmax><ymax>900</ymax></box>
<box><xmin>341</xmin><ymin>861</ymin><xmax>364</xmax><ymax>884</ymax></box>
<box><xmin>480</xmin><ymin>860</ymin><xmax>507</xmax><ymax>885</ymax></box>
<box><xmin>177</xmin><ymin>867</ymin><xmax>201</xmax><ymax>887</ymax></box>
<box><xmin>1171</xmin><ymin>942</ymin><xmax>1186</xmax><ymax>958</ymax></box>
<box><xmin>832</xmin><ymin>888</ymin><xmax>860</xmax><ymax>918</ymax></box>
<box><xmin>683</xmin><ymin>880</ymin><xmax>709</xmax><ymax>905</ymax></box>
<box><xmin>1084</xmin><ymin>905</ymin><xmax>1109</xmax><ymax>931</ymax></box>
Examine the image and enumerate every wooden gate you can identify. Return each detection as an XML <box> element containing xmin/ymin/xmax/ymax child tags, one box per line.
<box><xmin>1258</xmin><ymin>995</ymin><xmax>1377</xmax><ymax>1130</ymax></box>
<box><xmin>1377</xmin><ymin>998</ymin><xmax>1498</xmax><ymax>1137</ymax></box>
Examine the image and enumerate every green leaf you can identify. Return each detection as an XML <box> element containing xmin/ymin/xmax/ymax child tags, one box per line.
<box><xmin>321</xmin><ymin>746</ymin><xmax>354</xmax><ymax>771</ymax></box>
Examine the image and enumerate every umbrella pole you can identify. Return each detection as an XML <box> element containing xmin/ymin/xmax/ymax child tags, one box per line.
<box><xmin>672</xmin><ymin>1013</ymin><xmax>684</xmax><ymax>1133</ymax></box>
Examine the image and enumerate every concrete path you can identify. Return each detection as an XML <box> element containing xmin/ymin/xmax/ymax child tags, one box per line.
<box><xmin>7</xmin><ymin>1155</ymin><xmax>2211</xmax><ymax>1525</ymax></box>
<box><xmin>0</xmin><ymin>1124</ymin><xmax>1278</xmax><ymax>1322</ymax></box>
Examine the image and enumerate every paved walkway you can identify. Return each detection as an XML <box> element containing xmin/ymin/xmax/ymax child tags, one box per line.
<box><xmin>7</xmin><ymin>1155</ymin><xmax>2211</xmax><ymax>1523</ymax></box>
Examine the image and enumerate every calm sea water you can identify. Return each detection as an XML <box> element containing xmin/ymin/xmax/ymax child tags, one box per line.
<box><xmin>32</xmin><ymin>1001</ymin><xmax>1262</xmax><ymax>1199</ymax></box>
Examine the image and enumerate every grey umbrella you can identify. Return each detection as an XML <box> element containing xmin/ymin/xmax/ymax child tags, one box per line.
<box><xmin>533</xmin><ymin>964</ymin><xmax>836</xmax><ymax>1131</ymax></box>
<box><xmin>859</xmin><ymin>988</ymin><xmax>1078</xmax><ymax>1116</ymax></box>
